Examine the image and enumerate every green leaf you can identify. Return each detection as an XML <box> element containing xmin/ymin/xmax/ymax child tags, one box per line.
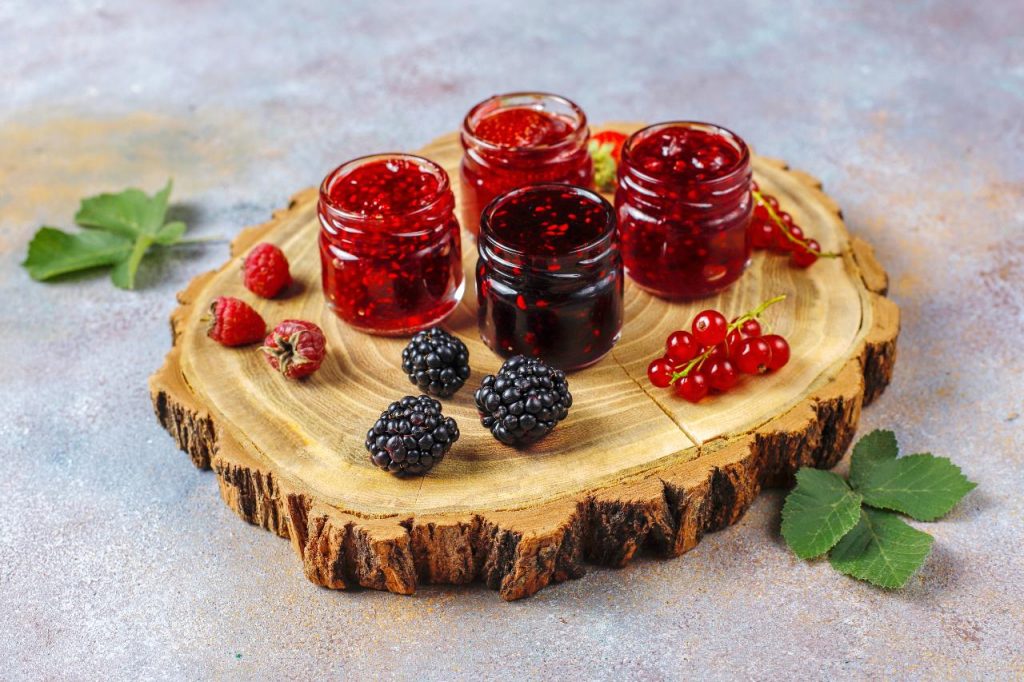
<box><xmin>22</xmin><ymin>227</ymin><xmax>133</xmax><ymax>281</ymax></box>
<box><xmin>855</xmin><ymin>453</ymin><xmax>976</xmax><ymax>521</ymax></box>
<box><xmin>849</xmin><ymin>429</ymin><xmax>899</xmax><ymax>490</ymax></box>
<box><xmin>829</xmin><ymin>507</ymin><xmax>934</xmax><ymax>588</ymax></box>
<box><xmin>110</xmin><ymin>235</ymin><xmax>154</xmax><ymax>290</ymax></box>
<box><xmin>154</xmin><ymin>220</ymin><xmax>186</xmax><ymax>245</ymax></box>
<box><xmin>75</xmin><ymin>179</ymin><xmax>173</xmax><ymax>239</ymax></box>
<box><xmin>781</xmin><ymin>468</ymin><xmax>863</xmax><ymax>559</ymax></box>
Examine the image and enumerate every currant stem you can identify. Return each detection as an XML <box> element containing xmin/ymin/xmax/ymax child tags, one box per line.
<box><xmin>752</xmin><ymin>189</ymin><xmax>840</xmax><ymax>258</ymax></box>
<box><xmin>669</xmin><ymin>294</ymin><xmax>787</xmax><ymax>384</ymax></box>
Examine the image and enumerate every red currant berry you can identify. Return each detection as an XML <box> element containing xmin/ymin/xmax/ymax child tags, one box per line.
<box><xmin>707</xmin><ymin>359</ymin><xmax>739</xmax><ymax>392</ymax></box>
<box><xmin>691</xmin><ymin>310</ymin><xmax>728</xmax><ymax>346</ymax></box>
<box><xmin>725</xmin><ymin>329</ymin><xmax>743</xmax><ymax>355</ymax></box>
<box><xmin>665</xmin><ymin>330</ymin><xmax>698</xmax><ymax>364</ymax></box>
<box><xmin>750</xmin><ymin>221</ymin><xmax>775</xmax><ymax>249</ymax></box>
<box><xmin>751</xmin><ymin>180</ymin><xmax>759</xmax><ymax>192</ymax></box>
<box><xmin>647</xmin><ymin>357</ymin><xmax>674</xmax><ymax>388</ymax></box>
<box><xmin>791</xmin><ymin>239</ymin><xmax>821</xmax><ymax>268</ymax></box>
<box><xmin>771</xmin><ymin>227</ymin><xmax>793</xmax><ymax>253</ymax></box>
<box><xmin>776</xmin><ymin>224</ymin><xmax>803</xmax><ymax>251</ymax></box>
<box><xmin>704</xmin><ymin>343</ymin><xmax>729</xmax><ymax>362</ymax></box>
<box><xmin>766</xmin><ymin>195</ymin><xmax>779</xmax><ymax>210</ymax></box>
<box><xmin>740</xmin><ymin>319</ymin><xmax>762</xmax><ymax>337</ymax></box>
<box><xmin>675</xmin><ymin>372</ymin><xmax>709</xmax><ymax>403</ymax></box>
<box><xmin>734</xmin><ymin>337</ymin><xmax>773</xmax><ymax>375</ymax></box>
<box><xmin>779</xmin><ymin>211</ymin><xmax>794</xmax><ymax>227</ymax></box>
<box><xmin>763</xmin><ymin>335</ymin><xmax>791</xmax><ymax>370</ymax></box>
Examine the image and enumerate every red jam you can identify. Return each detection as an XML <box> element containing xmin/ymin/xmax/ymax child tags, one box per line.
<box><xmin>318</xmin><ymin>154</ymin><xmax>464</xmax><ymax>335</ymax></box>
<box><xmin>460</xmin><ymin>92</ymin><xmax>594</xmax><ymax>237</ymax></box>
<box><xmin>615</xmin><ymin>122</ymin><xmax>753</xmax><ymax>299</ymax></box>
<box><xmin>477</xmin><ymin>184</ymin><xmax>622</xmax><ymax>370</ymax></box>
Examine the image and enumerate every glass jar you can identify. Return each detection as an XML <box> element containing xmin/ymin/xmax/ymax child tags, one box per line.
<box><xmin>476</xmin><ymin>184</ymin><xmax>623</xmax><ymax>370</ymax></box>
<box><xmin>615</xmin><ymin>121</ymin><xmax>753</xmax><ymax>299</ymax></box>
<box><xmin>318</xmin><ymin>153</ymin><xmax>464</xmax><ymax>335</ymax></box>
<box><xmin>460</xmin><ymin>92</ymin><xmax>594</xmax><ymax>237</ymax></box>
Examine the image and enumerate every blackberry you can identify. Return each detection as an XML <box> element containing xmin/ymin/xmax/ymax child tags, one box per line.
<box><xmin>401</xmin><ymin>327</ymin><xmax>470</xmax><ymax>398</ymax></box>
<box><xmin>474</xmin><ymin>355</ymin><xmax>572</xmax><ymax>446</ymax></box>
<box><xmin>365</xmin><ymin>395</ymin><xmax>460</xmax><ymax>477</ymax></box>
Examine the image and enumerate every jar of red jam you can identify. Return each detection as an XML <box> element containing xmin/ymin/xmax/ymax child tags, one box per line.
<box><xmin>476</xmin><ymin>184</ymin><xmax>623</xmax><ymax>370</ymax></box>
<box><xmin>615</xmin><ymin>121</ymin><xmax>753</xmax><ymax>299</ymax></box>
<box><xmin>318</xmin><ymin>154</ymin><xmax>464</xmax><ymax>335</ymax></box>
<box><xmin>460</xmin><ymin>92</ymin><xmax>594</xmax><ymax>236</ymax></box>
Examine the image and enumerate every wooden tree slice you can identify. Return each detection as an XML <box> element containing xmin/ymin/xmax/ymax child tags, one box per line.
<box><xmin>150</xmin><ymin>123</ymin><xmax>899</xmax><ymax>600</ymax></box>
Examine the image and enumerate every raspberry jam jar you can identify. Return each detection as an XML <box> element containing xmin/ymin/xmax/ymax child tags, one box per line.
<box><xmin>615</xmin><ymin>121</ymin><xmax>753</xmax><ymax>299</ymax></box>
<box><xmin>460</xmin><ymin>92</ymin><xmax>594</xmax><ymax>236</ymax></box>
<box><xmin>476</xmin><ymin>184</ymin><xmax>623</xmax><ymax>370</ymax></box>
<box><xmin>318</xmin><ymin>154</ymin><xmax>464</xmax><ymax>335</ymax></box>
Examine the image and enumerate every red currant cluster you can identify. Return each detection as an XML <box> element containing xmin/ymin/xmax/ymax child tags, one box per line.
<box><xmin>646</xmin><ymin>295</ymin><xmax>791</xmax><ymax>402</ymax></box>
<box><xmin>749</xmin><ymin>182</ymin><xmax>834</xmax><ymax>268</ymax></box>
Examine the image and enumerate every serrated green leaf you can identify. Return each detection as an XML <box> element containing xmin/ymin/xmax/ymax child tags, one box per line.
<box><xmin>849</xmin><ymin>429</ymin><xmax>898</xmax><ymax>490</ymax></box>
<box><xmin>22</xmin><ymin>227</ymin><xmax>133</xmax><ymax>280</ymax></box>
<box><xmin>856</xmin><ymin>453</ymin><xmax>976</xmax><ymax>521</ymax></box>
<box><xmin>829</xmin><ymin>507</ymin><xmax>934</xmax><ymax>588</ymax></box>
<box><xmin>154</xmin><ymin>220</ymin><xmax>186</xmax><ymax>245</ymax></box>
<box><xmin>75</xmin><ymin>179</ymin><xmax>173</xmax><ymax>239</ymax></box>
<box><xmin>781</xmin><ymin>468</ymin><xmax>863</xmax><ymax>559</ymax></box>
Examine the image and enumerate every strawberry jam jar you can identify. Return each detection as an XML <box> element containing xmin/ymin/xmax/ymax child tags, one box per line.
<box><xmin>318</xmin><ymin>154</ymin><xmax>464</xmax><ymax>335</ymax></box>
<box><xmin>460</xmin><ymin>92</ymin><xmax>594</xmax><ymax>236</ymax></box>
<box><xmin>615</xmin><ymin>121</ymin><xmax>753</xmax><ymax>299</ymax></box>
<box><xmin>476</xmin><ymin>184</ymin><xmax>623</xmax><ymax>370</ymax></box>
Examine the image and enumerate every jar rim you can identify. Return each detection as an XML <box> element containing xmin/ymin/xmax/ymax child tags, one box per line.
<box><xmin>479</xmin><ymin>183</ymin><xmax>616</xmax><ymax>260</ymax></box>
<box><xmin>620</xmin><ymin>121</ymin><xmax>751</xmax><ymax>187</ymax></box>
<box><xmin>461</xmin><ymin>92</ymin><xmax>589</xmax><ymax>155</ymax></box>
<box><xmin>319</xmin><ymin>153</ymin><xmax>452</xmax><ymax>225</ymax></box>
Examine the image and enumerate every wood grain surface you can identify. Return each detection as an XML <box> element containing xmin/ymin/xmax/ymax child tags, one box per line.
<box><xmin>150</xmin><ymin>123</ymin><xmax>899</xmax><ymax>599</ymax></box>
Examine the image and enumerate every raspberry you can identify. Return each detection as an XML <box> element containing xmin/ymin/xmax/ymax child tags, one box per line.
<box><xmin>401</xmin><ymin>327</ymin><xmax>470</xmax><ymax>398</ymax></box>
<box><xmin>365</xmin><ymin>395</ymin><xmax>459</xmax><ymax>477</ymax></box>
<box><xmin>474</xmin><ymin>355</ymin><xmax>572</xmax><ymax>446</ymax></box>
<box><xmin>206</xmin><ymin>296</ymin><xmax>266</xmax><ymax>347</ymax></box>
<box><xmin>260</xmin><ymin>319</ymin><xmax>326</xmax><ymax>379</ymax></box>
<box><xmin>243</xmin><ymin>242</ymin><xmax>292</xmax><ymax>298</ymax></box>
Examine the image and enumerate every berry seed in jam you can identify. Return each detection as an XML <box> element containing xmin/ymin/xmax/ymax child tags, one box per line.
<box><xmin>615</xmin><ymin>122</ymin><xmax>753</xmax><ymax>299</ymax></box>
<box><xmin>460</xmin><ymin>92</ymin><xmax>594</xmax><ymax>237</ymax></box>
<box><xmin>318</xmin><ymin>154</ymin><xmax>464</xmax><ymax>335</ymax></box>
<box><xmin>476</xmin><ymin>184</ymin><xmax>622</xmax><ymax>371</ymax></box>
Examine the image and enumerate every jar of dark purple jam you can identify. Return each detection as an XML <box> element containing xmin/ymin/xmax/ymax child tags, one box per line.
<box><xmin>476</xmin><ymin>184</ymin><xmax>623</xmax><ymax>370</ymax></box>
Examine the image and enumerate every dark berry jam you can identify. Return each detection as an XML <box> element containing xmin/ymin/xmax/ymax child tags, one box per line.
<box><xmin>460</xmin><ymin>92</ymin><xmax>594</xmax><ymax>237</ymax></box>
<box><xmin>318</xmin><ymin>154</ymin><xmax>464</xmax><ymax>335</ymax></box>
<box><xmin>477</xmin><ymin>184</ymin><xmax>623</xmax><ymax>370</ymax></box>
<box><xmin>615</xmin><ymin>122</ymin><xmax>753</xmax><ymax>299</ymax></box>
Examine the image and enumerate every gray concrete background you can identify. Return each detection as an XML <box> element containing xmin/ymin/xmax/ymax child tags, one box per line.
<box><xmin>1</xmin><ymin>1</ymin><xmax>1022</xmax><ymax>679</ymax></box>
